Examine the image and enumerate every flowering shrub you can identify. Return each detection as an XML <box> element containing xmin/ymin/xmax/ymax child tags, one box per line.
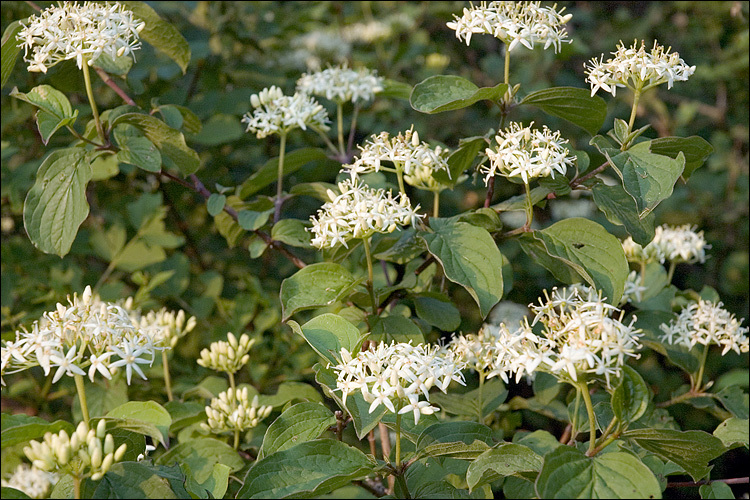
<box><xmin>1</xmin><ymin>2</ymin><xmax>748</xmax><ymax>499</ymax></box>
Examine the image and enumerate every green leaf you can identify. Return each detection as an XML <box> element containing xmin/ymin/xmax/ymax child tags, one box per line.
<box><xmin>258</xmin><ymin>402</ymin><xmax>336</xmax><ymax>459</ymax></box>
<box><xmin>410</xmin><ymin>75</ymin><xmax>508</xmax><ymax>113</ymax></box>
<box><xmin>104</xmin><ymin>401</ymin><xmax>172</xmax><ymax>448</ymax></box>
<box><xmin>715</xmin><ymin>385</ymin><xmax>749</xmax><ymax>420</ymax></box>
<box><xmin>117</xmin><ymin>135</ymin><xmax>162</xmax><ymax>172</ymax></box>
<box><xmin>369</xmin><ymin>315</ymin><xmax>425</xmax><ymax>344</ymax></box>
<box><xmin>11</xmin><ymin>85</ymin><xmax>79</xmax><ymax>144</ymax></box>
<box><xmin>431</xmin><ymin>378</ymin><xmax>507</xmax><ymax>418</ymax></box>
<box><xmin>237</xmin><ymin>439</ymin><xmax>376</xmax><ymax>499</ymax></box>
<box><xmin>434</xmin><ymin>136</ymin><xmax>486</xmax><ymax>186</ymax></box>
<box><xmin>280</xmin><ymin>263</ymin><xmax>363</xmax><ymax>321</ymax></box>
<box><xmin>413</xmin><ymin>292</ymin><xmax>461</xmax><ymax>331</ymax></box>
<box><xmin>535</xmin><ymin>446</ymin><xmax>662</xmax><ymax>499</ymax></box>
<box><xmin>713</xmin><ymin>418</ymin><xmax>749</xmax><ymax>449</ymax></box>
<box><xmin>92</xmin><ymin>51</ymin><xmax>133</xmax><ymax>76</ymax></box>
<box><xmin>289</xmin><ymin>313</ymin><xmax>364</xmax><ymax>365</ymax></box>
<box><xmin>155</xmin><ymin>438</ymin><xmax>244</xmax><ymax>493</ymax></box>
<box><xmin>699</xmin><ymin>482</ymin><xmax>735</xmax><ymax>499</ymax></box>
<box><xmin>373</xmin><ymin>228</ymin><xmax>426</xmax><ymax>264</ymax></box>
<box><xmin>206</xmin><ymin>193</ymin><xmax>226</xmax><ymax>216</ymax></box>
<box><xmin>592</xmin><ymin>183</ymin><xmax>655</xmax><ymax>246</ymax></box>
<box><xmin>313</xmin><ymin>363</ymin><xmax>386</xmax><ymax>440</ymax></box>
<box><xmin>256</xmin><ymin>381</ymin><xmax>323</xmax><ymax>408</ymax></box>
<box><xmin>1</xmin><ymin>414</ymin><xmax>74</xmax><ymax>448</ymax></box>
<box><xmin>237</xmin><ymin>209</ymin><xmax>272</xmax><ymax>231</ymax></box>
<box><xmin>2</xmin><ymin>19</ymin><xmax>25</xmax><ymax>88</ymax></box>
<box><xmin>23</xmin><ymin>148</ymin><xmax>92</xmax><ymax>257</ymax></box>
<box><xmin>119</xmin><ymin>1</ymin><xmax>191</xmax><ymax>73</ymax></box>
<box><xmin>0</xmin><ymin>487</ymin><xmax>30</xmax><ymax>499</ymax></box>
<box><xmin>521</xmin><ymin>218</ymin><xmax>628</xmax><ymax>304</ymax></box>
<box><xmin>607</xmin><ymin>145</ymin><xmax>686</xmax><ymax>218</ymax></box>
<box><xmin>466</xmin><ymin>444</ymin><xmax>543</xmax><ymax>492</ymax></box>
<box><xmin>415</xmin><ymin>421</ymin><xmax>494</xmax><ymax>461</ymax></box>
<box><xmin>611</xmin><ymin>366</ymin><xmax>650</xmax><ymax>426</ymax></box>
<box><xmin>289</xmin><ymin>182</ymin><xmax>338</xmax><ymax>202</ymax></box>
<box><xmin>649</xmin><ymin>136</ymin><xmax>713</xmax><ymax>180</ymax></box>
<box><xmin>381</xmin><ymin>78</ymin><xmax>412</xmax><ymax>100</ymax></box>
<box><xmin>520</xmin><ymin>87</ymin><xmax>607</xmax><ymax>136</ymax></box>
<box><xmin>421</xmin><ymin>220</ymin><xmax>505</xmax><ymax>318</ymax></box>
<box><xmin>271</xmin><ymin>218</ymin><xmax>312</xmax><ymax>248</ymax></box>
<box><xmin>111</xmin><ymin>113</ymin><xmax>200</xmax><ymax>176</ymax></box>
<box><xmin>90</xmin><ymin>462</ymin><xmax>178</xmax><ymax>499</ymax></box>
<box><xmin>239</xmin><ymin>148</ymin><xmax>333</xmax><ymax>199</ymax></box>
<box><xmin>189</xmin><ymin>114</ymin><xmax>243</xmax><ymax>146</ymax></box>
<box><xmin>623</xmin><ymin>428</ymin><xmax>727</xmax><ymax>481</ymax></box>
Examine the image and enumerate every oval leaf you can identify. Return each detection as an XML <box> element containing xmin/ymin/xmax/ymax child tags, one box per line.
<box><xmin>258</xmin><ymin>402</ymin><xmax>336</xmax><ymax>459</ymax></box>
<box><xmin>238</xmin><ymin>439</ymin><xmax>376</xmax><ymax>499</ymax></box>
<box><xmin>104</xmin><ymin>401</ymin><xmax>172</xmax><ymax>447</ymax></box>
<box><xmin>520</xmin><ymin>87</ymin><xmax>607</xmax><ymax>136</ymax></box>
<box><xmin>466</xmin><ymin>444</ymin><xmax>543</xmax><ymax>492</ymax></box>
<box><xmin>611</xmin><ymin>365</ymin><xmax>650</xmax><ymax>426</ymax></box>
<box><xmin>2</xmin><ymin>19</ymin><xmax>25</xmax><ymax>88</ymax></box>
<box><xmin>239</xmin><ymin>148</ymin><xmax>334</xmax><ymax>199</ymax></box>
<box><xmin>410</xmin><ymin>75</ymin><xmax>508</xmax><ymax>114</ymax></box>
<box><xmin>289</xmin><ymin>313</ymin><xmax>364</xmax><ymax>366</ymax></box>
<box><xmin>117</xmin><ymin>135</ymin><xmax>162</xmax><ymax>172</ymax></box>
<box><xmin>23</xmin><ymin>148</ymin><xmax>92</xmax><ymax>257</ymax></box>
<box><xmin>206</xmin><ymin>193</ymin><xmax>227</xmax><ymax>216</ymax></box>
<box><xmin>536</xmin><ymin>446</ymin><xmax>661</xmax><ymax>499</ymax></box>
<box><xmin>280</xmin><ymin>263</ymin><xmax>363</xmax><ymax>321</ymax></box>
<box><xmin>421</xmin><ymin>220</ymin><xmax>505</xmax><ymax>318</ymax></box>
<box><xmin>1</xmin><ymin>414</ymin><xmax>74</xmax><ymax>448</ymax></box>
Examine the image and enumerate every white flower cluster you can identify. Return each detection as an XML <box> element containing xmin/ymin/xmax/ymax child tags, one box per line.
<box><xmin>622</xmin><ymin>224</ymin><xmax>710</xmax><ymax>265</ymax></box>
<box><xmin>24</xmin><ymin>420</ymin><xmax>127</xmax><ymax>482</ymax></box>
<box><xmin>620</xmin><ymin>270</ymin><xmax>647</xmax><ymax>306</ymax></box>
<box><xmin>127</xmin><ymin>306</ymin><xmax>197</xmax><ymax>349</ymax></box>
<box><xmin>488</xmin><ymin>286</ymin><xmax>642</xmax><ymax>388</ymax></box>
<box><xmin>482</xmin><ymin>121</ymin><xmax>576</xmax><ymax>185</ymax></box>
<box><xmin>1</xmin><ymin>464</ymin><xmax>57</xmax><ymax>499</ymax></box>
<box><xmin>309</xmin><ymin>179</ymin><xmax>423</xmax><ymax>249</ymax></box>
<box><xmin>447</xmin><ymin>1</ymin><xmax>572</xmax><ymax>53</ymax></box>
<box><xmin>448</xmin><ymin>325</ymin><xmax>506</xmax><ymax>376</ymax></box>
<box><xmin>196</xmin><ymin>332</ymin><xmax>255</xmax><ymax>375</ymax></box>
<box><xmin>660</xmin><ymin>300</ymin><xmax>749</xmax><ymax>356</ymax></box>
<box><xmin>202</xmin><ymin>387</ymin><xmax>273</xmax><ymax>435</ymax></box>
<box><xmin>332</xmin><ymin>341</ymin><xmax>466</xmax><ymax>424</ymax></box>
<box><xmin>16</xmin><ymin>1</ymin><xmax>145</xmax><ymax>73</ymax></box>
<box><xmin>343</xmin><ymin>126</ymin><xmax>451</xmax><ymax>185</ymax></box>
<box><xmin>296</xmin><ymin>65</ymin><xmax>384</xmax><ymax>104</ymax></box>
<box><xmin>0</xmin><ymin>286</ymin><xmax>180</xmax><ymax>386</ymax></box>
<box><xmin>585</xmin><ymin>39</ymin><xmax>696</xmax><ymax>97</ymax></box>
<box><xmin>242</xmin><ymin>86</ymin><xmax>330</xmax><ymax>139</ymax></box>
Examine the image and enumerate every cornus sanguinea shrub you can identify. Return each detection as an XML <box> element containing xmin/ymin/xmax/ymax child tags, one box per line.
<box><xmin>1</xmin><ymin>2</ymin><xmax>747</xmax><ymax>499</ymax></box>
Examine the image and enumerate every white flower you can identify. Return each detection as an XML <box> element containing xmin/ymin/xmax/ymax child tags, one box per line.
<box><xmin>309</xmin><ymin>178</ymin><xmax>423</xmax><ymax>249</ymax></box>
<box><xmin>108</xmin><ymin>339</ymin><xmax>153</xmax><ymax>385</ymax></box>
<box><xmin>620</xmin><ymin>270</ymin><xmax>647</xmax><ymax>306</ymax></box>
<box><xmin>331</xmin><ymin>341</ymin><xmax>464</xmax><ymax>424</ymax></box>
<box><xmin>342</xmin><ymin>126</ymin><xmax>451</xmax><ymax>185</ymax></box>
<box><xmin>660</xmin><ymin>300</ymin><xmax>749</xmax><ymax>355</ymax></box>
<box><xmin>622</xmin><ymin>224</ymin><xmax>710</xmax><ymax>265</ymax></box>
<box><xmin>242</xmin><ymin>86</ymin><xmax>330</xmax><ymax>139</ymax></box>
<box><xmin>447</xmin><ymin>1</ymin><xmax>572</xmax><ymax>53</ymax></box>
<box><xmin>483</xmin><ymin>122</ymin><xmax>576</xmax><ymax>185</ymax></box>
<box><xmin>585</xmin><ymin>39</ymin><xmax>696</xmax><ymax>97</ymax></box>
<box><xmin>296</xmin><ymin>65</ymin><xmax>384</xmax><ymax>104</ymax></box>
<box><xmin>16</xmin><ymin>1</ymin><xmax>145</xmax><ymax>73</ymax></box>
<box><xmin>1</xmin><ymin>464</ymin><xmax>58</xmax><ymax>499</ymax></box>
<box><xmin>49</xmin><ymin>345</ymin><xmax>86</xmax><ymax>383</ymax></box>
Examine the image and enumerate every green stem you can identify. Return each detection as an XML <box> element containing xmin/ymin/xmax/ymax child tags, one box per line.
<box><xmin>694</xmin><ymin>343</ymin><xmax>710</xmax><ymax>392</ymax></box>
<box><xmin>394</xmin><ymin>472</ymin><xmax>411</xmax><ymax>499</ymax></box>
<box><xmin>477</xmin><ymin>371</ymin><xmax>485</xmax><ymax>424</ymax></box>
<box><xmin>234</xmin><ymin>428</ymin><xmax>240</xmax><ymax>450</ymax></box>
<box><xmin>432</xmin><ymin>191</ymin><xmax>440</xmax><ymax>218</ymax></box>
<box><xmin>577</xmin><ymin>378</ymin><xmax>598</xmax><ymax>455</ymax></box>
<box><xmin>396</xmin><ymin>167</ymin><xmax>407</xmax><ymax>197</ymax></box>
<box><xmin>395</xmin><ymin>411</ymin><xmax>402</xmax><ymax>467</ymax></box>
<box><xmin>362</xmin><ymin>237</ymin><xmax>377</xmax><ymax>316</ymax></box>
<box><xmin>73</xmin><ymin>475</ymin><xmax>81</xmax><ymax>500</ymax></box>
<box><xmin>74</xmin><ymin>374</ymin><xmax>90</xmax><ymax>426</ymax></box>
<box><xmin>81</xmin><ymin>58</ymin><xmax>105</xmax><ymax>143</ymax></box>
<box><xmin>162</xmin><ymin>350</ymin><xmax>173</xmax><ymax>402</ymax></box>
<box><xmin>626</xmin><ymin>85</ymin><xmax>643</xmax><ymax>140</ymax></box>
<box><xmin>316</xmin><ymin>128</ymin><xmax>341</xmax><ymax>156</ymax></box>
<box><xmin>666</xmin><ymin>261</ymin><xmax>677</xmax><ymax>284</ymax></box>
<box><xmin>274</xmin><ymin>132</ymin><xmax>287</xmax><ymax>223</ymax></box>
<box><xmin>228</xmin><ymin>371</ymin><xmax>236</xmax><ymax>392</ymax></box>
<box><xmin>337</xmin><ymin>101</ymin><xmax>346</xmax><ymax>155</ymax></box>
<box><xmin>523</xmin><ymin>181</ymin><xmax>533</xmax><ymax>229</ymax></box>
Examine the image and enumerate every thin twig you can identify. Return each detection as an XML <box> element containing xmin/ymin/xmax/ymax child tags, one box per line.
<box><xmin>667</xmin><ymin>477</ymin><xmax>749</xmax><ymax>488</ymax></box>
<box><xmin>569</xmin><ymin>161</ymin><xmax>609</xmax><ymax>189</ymax></box>
<box><xmin>484</xmin><ymin>176</ymin><xmax>495</xmax><ymax>208</ymax></box>
<box><xmin>94</xmin><ymin>67</ymin><xmax>137</xmax><ymax>106</ymax></box>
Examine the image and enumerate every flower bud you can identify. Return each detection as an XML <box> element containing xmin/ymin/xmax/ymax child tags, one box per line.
<box><xmin>114</xmin><ymin>443</ymin><xmax>128</xmax><ymax>462</ymax></box>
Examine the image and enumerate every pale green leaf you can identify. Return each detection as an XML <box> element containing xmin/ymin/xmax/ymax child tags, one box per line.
<box><xmin>258</xmin><ymin>402</ymin><xmax>336</xmax><ymax>459</ymax></box>
<box><xmin>271</xmin><ymin>218</ymin><xmax>313</xmax><ymax>248</ymax></box>
<box><xmin>289</xmin><ymin>313</ymin><xmax>364</xmax><ymax>365</ymax></box>
<box><xmin>104</xmin><ymin>401</ymin><xmax>172</xmax><ymax>447</ymax></box>
<box><xmin>117</xmin><ymin>135</ymin><xmax>162</xmax><ymax>172</ymax></box>
<box><xmin>281</xmin><ymin>264</ymin><xmax>362</xmax><ymax>321</ymax></box>
<box><xmin>713</xmin><ymin>418</ymin><xmax>749</xmax><ymax>449</ymax></box>
<box><xmin>466</xmin><ymin>444</ymin><xmax>543</xmax><ymax>492</ymax></box>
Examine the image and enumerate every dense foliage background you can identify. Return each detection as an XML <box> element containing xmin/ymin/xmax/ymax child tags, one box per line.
<box><xmin>2</xmin><ymin>2</ymin><xmax>748</xmax><ymax>498</ymax></box>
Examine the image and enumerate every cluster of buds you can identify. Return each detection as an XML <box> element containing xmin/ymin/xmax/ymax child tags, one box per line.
<box><xmin>196</xmin><ymin>332</ymin><xmax>255</xmax><ymax>375</ymax></box>
<box><xmin>23</xmin><ymin>420</ymin><xmax>127</xmax><ymax>482</ymax></box>
<box><xmin>660</xmin><ymin>300</ymin><xmax>749</xmax><ymax>356</ymax></box>
<box><xmin>129</xmin><ymin>307</ymin><xmax>197</xmax><ymax>349</ymax></box>
<box><xmin>202</xmin><ymin>387</ymin><xmax>273</xmax><ymax>435</ymax></box>
<box><xmin>342</xmin><ymin>126</ymin><xmax>451</xmax><ymax>188</ymax></box>
<box><xmin>483</xmin><ymin>121</ymin><xmax>576</xmax><ymax>185</ymax></box>
<box><xmin>242</xmin><ymin>85</ymin><xmax>330</xmax><ymax>139</ymax></box>
<box><xmin>296</xmin><ymin>65</ymin><xmax>384</xmax><ymax>104</ymax></box>
<box><xmin>16</xmin><ymin>1</ymin><xmax>145</xmax><ymax>73</ymax></box>
<box><xmin>309</xmin><ymin>179</ymin><xmax>423</xmax><ymax>249</ymax></box>
<box><xmin>448</xmin><ymin>325</ymin><xmax>506</xmax><ymax>377</ymax></box>
<box><xmin>585</xmin><ymin>39</ymin><xmax>695</xmax><ymax>97</ymax></box>
<box><xmin>447</xmin><ymin>1</ymin><xmax>573</xmax><ymax>53</ymax></box>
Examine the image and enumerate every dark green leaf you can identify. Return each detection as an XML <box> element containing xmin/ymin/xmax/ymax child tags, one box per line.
<box><xmin>466</xmin><ymin>444</ymin><xmax>543</xmax><ymax>492</ymax></box>
<box><xmin>649</xmin><ymin>136</ymin><xmax>713</xmax><ymax>180</ymax></box>
<box><xmin>155</xmin><ymin>437</ymin><xmax>244</xmax><ymax>493</ymax></box>
<box><xmin>189</xmin><ymin>114</ymin><xmax>243</xmax><ymax>146</ymax></box>
<box><xmin>370</xmin><ymin>314</ymin><xmax>425</xmax><ymax>344</ymax></box>
<box><xmin>11</xmin><ymin>85</ymin><xmax>79</xmax><ymax>144</ymax></box>
<box><xmin>520</xmin><ymin>87</ymin><xmax>607</xmax><ymax>136</ymax></box>
<box><xmin>413</xmin><ymin>292</ymin><xmax>461</xmax><ymax>331</ymax></box>
<box><xmin>258</xmin><ymin>402</ymin><xmax>335</xmax><ymax>459</ymax></box>
<box><xmin>237</xmin><ymin>209</ymin><xmax>272</xmax><ymax>231</ymax></box>
<box><xmin>699</xmin><ymin>482</ymin><xmax>735</xmax><ymax>499</ymax></box>
<box><xmin>410</xmin><ymin>75</ymin><xmax>508</xmax><ymax>113</ymax></box>
<box><xmin>435</xmin><ymin>136</ymin><xmax>486</xmax><ymax>186</ymax></box>
<box><xmin>592</xmin><ymin>183</ymin><xmax>655</xmax><ymax>246</ymax></box>
<box><xmin>2</xmin><ymin>19</ymin><xmax>25</xmax><ymax>88</ymax></box>
<box><xmin>239</xmin><ymin>148</ymin><xmax>333</xmax><ymax>199</ymax></box>
<box><xmin>611</xmin><ymin>366</ymin><xmax>650</xmax><ymax>426</ymax></box>
<box><xmin>91</xmin><ymin>462</ymin><xmax>179</xmax><ymax>499</ymax></box>
<box><xmin>381</xmin><ymin>79</ymin><xmax>412</xmax><ymax>100</ymax></box>
<box><xmin>1</xmin><ymin>414</ymin><xmax>74</xmax><ymax>448</ymax></box>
